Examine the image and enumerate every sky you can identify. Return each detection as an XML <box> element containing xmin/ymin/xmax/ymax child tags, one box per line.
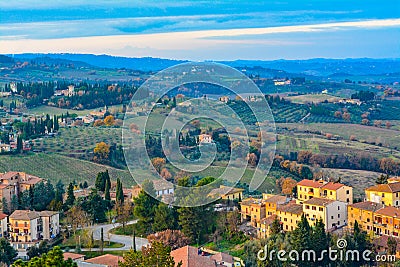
<box><xmin>0</xmin><ymin>0</ymin><xmax>399</xmax><ymax>60</ymax></box>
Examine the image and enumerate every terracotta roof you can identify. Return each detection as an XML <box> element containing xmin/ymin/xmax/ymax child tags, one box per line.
<box><xmin>260</xmin><ymin>214</ymin><xmax>278</xmax><ymax>225</ymax></box>
<box><xmin>85</xmin><ymin>254</ymin><xmax>124</xmax><ymax>267</ymax></box>
<box><xmin>297</xmin><ymin>179</ymin><xmax>325</xmax><ymax>188</ymax></box>
<box><xmin>375</xmin><ymin>206</ymin><xmax>400</xmax><ymax>217</ymax></box>
<box><xmin>63</xmin><ymin>252</ymin><xmax>85</xmax><ymax>261</ymax></box>
<box><xmin>0</xmin><ymin>212</ymin><xmax>7</xmax><ymax>220</ymax></box>
<box><xmin>264</xmin><ymin>195</ymin><xmax>288</xmax><ymax>205</ymax></box>
<box><xmin>304</xmin><ymin>197</ymin><xmax>335</xmax><ymax>207</ymax></box>
<box><xmin>241</xmin><ymin>197</ymin><xmax>264</xmax><ymax>206</ymax></box>
<box><xmin>0</xmin><ymin>171</ymin><xmax>19</xmax><ymax>180</ymax></box>
<box><xmin>348</xmin><ymin>201</ymin><xmax>383</xmax><ymax>212</ymax></box>
<box><xmin>0</xmin><ymin>184</ymin><xmax>8</xmax><ymax>189</ymax></box>
<box><xmin>210</xmin><ymin>252</ymin><xmax>234</xmax><ymax>264</ymax></box>
<box><xmin>208</xmin><ymin>186</ymin><xmax>244</xmax><ymax>198</ymax></box>
<box><xmin>366</xmin><ymin>182</ymin><xmax>400</xmax><ymax>193</ymax></box>
<box><xmin>170</xmin><ymin>245</ymin><xmax>217</xmax><ymax>267</ymax></box>
<box><xmin>277</xmin><ymin>203</ymin><xmax>303</xmax><ymax>215</ymax></box>
<box><xmin>321</xmin><ymin>182</ymin><xmax>345</xmax><ymax>191</ymax></box>
<box><xmin>39</xmin><ymin>211</ymin><xmax>58</xmax><ymax>217</ymax></box>
<box><xmin>10</xmin><ymin>210</ymin><xmax>40</xmax><ymax>220</ymax></box>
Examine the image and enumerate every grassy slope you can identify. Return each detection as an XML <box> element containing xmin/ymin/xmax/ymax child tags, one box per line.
<box><xmin>0</xmin><ymin>153</ymin><xmax>135</xmax><ymax>186</ymax></box>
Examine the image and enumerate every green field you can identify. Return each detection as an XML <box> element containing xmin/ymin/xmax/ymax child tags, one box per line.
<box><xmin>27</xmin><ymin>104</ymin><xmax>123</xmax><ymax>116</ymax></box>
<box><xmin>0</xmin><ymin>153</ymin><xmax>135</xmax><ymax>186</ymax></box>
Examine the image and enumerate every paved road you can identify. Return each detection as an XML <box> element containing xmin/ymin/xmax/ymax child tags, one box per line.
<box><xmin>74</xmin><ymin>220</ymin><xmax>148</xmax><ymax>251</ymax></box>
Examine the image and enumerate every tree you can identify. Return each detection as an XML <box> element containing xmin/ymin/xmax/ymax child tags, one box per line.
<box><xmin>94</xmin><ymin>142</ymin><xmax>110</xmax><ymax>161</ymax></box>
<box><xmin>310</xmin><ymin>219</ymin><xmax>329</xmax><ymax>267</ymax></box>
<box><xmin>104</xmin><ymin>115</ymin><xmax>115</xmax><ymax>126</ymax></box>
<box><xmin>104</xmin><ymin>179</ymin><xmax>111</xmax><ymax>207</ymax></box>
<box><xmin>376</xmin><ymin>174</ymin><xmax>389</xmax><ymax>184</ymax></box>
<box><xmin>81</xmin><ymin>188</ymin><xmax>107</xmax><ymax>223</ymax></box>
<box><xmin>247</xmin><ymin>153</ymin><xmax>258</xmax><ymax>167</ymax></box>
<box><xmin>281</xmin><ymin>178</ymin><xmax>297</xmax><ymax>195</ymax></box>
<box><xmin>119</xmin><ymin>241</ymin><xmax>180</xmax><ymax>267</ymax></box>
<box><xmin>291</xmin><ymin>214</ymin><xmax>311</xmax><ymax>267</ymax></box>
<box><xmin>16</xmin><ymin>135</ymin><xmax>23</xmax><ymax>153</ymax></box>
<box><xmin>65</xmin><ymin>182</ymin><xmax>75</xmax><ymax>207</ymax></box>
<box><xmin>65</xmin><ymin>206</ymin><xmax>90</xmax><ymax>236</ymax></box>
<box><xmin>152</xmin><ymin>203</ymin><xmax>176</xmax><ymax>232</ymax></box>
<box><xmin>100</xmin><ymin>228</ymin><xmax>104</xmax><ymax>253</ymax></box>
<box><xmin>2</xmin><ymin>197</ymin><xmax>9</xmax><ymax>214</ymax></box>
<box><xmin>27</xmin><ymin>240</ymin><xmax>50</xmax><ymax>259</ymax></box>
<box><xmin>0</xmin><ymin>238</ymin><xmax>17</xmax><ymax>266</ymax></box>
<box><xmin>116</xmin><ymin>178</ymin><xmax>124</xmax><ymax>205</ymax></box>
<box><xmin>116</xmin><ymin>201</ymin><xmax>132</xmax><ymax>231</ymax></box>
<box><xmin>13</xmin><ymin>246</ymin><xmax>77</xmax><ymax>267</ymax></box>
<box><xmin>388</xmin><ymin>236</ymin><xmax>397</xmax><ymax>255</ymax></box>
<box><xmin>160</xmin><ymin>168</ymin><xmax>172</xmax><ymax>180</ymax></box>
<box><xmin>10</xmin><ymin>195</ymin><xmax>18</xmax><ymax>214</ymax></box>
<box><xmin>133</xmin><ymin>180</ymin><xmax>158</xmax><ymax>234</ymax></box>
<box><xmin>147</xmin><ymin>230</ymin><xmax>190</xmax><ymax>250</ymax></box>
<box><xmin>151</xmin><ymin>157</ymin><xmax>166</xmax><ymax>173</ymax></box>
<box><xmin>177</xmin><ymin>205</ymin><xmax>209</xmax><ymax>245</ymax></box>
<box><xmin>270</xmin><ymin>216</ymin><xmax>281</xmax><ymax>236</ymax></box>
<box><xmin>95</xmin><ymin>170</ymin><xmax>110</xmax><ymax>192</ymax></box>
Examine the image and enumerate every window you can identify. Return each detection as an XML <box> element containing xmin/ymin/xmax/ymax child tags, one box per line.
<box><xmin>338</xmin><ymin>214</ymin><xmax>340</xmax><ymax>218</ymax></box>
<box><xmin>347</xmin><ymin>190</ymin><xmax>350</xmax><ymax>194</ymax></box>
<box><xmin>382</xmin><ymin>193</ymin><xmax>385</xmax><ymax>197</ymax></box>
<box><xmin>330</xmin><ymin>191</ymin><xmax>333</xmax><ymax>195</ymax></box>
<box><xmin>312</xmin><ymin>206</ymin><xmax>316</xmax><ymax>211</ymax></box>
<box><xmin>24</xmin><ymin>222</ymin><xmax>27</xmax><ymax>227</ymax></box>
<box><xmin>338</xmin><ymin>206</ymin><xmax>340</xmax><ymax>210</ymax></box>
<box><xmin>305</xmin><ymin>205</ymin><xmax>310</xmax><ymax>210</ymax></box>
<box><xmin>319</xmin><ymin>207</ymin><xmax>323</xmax><ymax>211</ymax></box>
<box><xmin>331</xmin><ymin>216</ymin><xmax>334</xmax><ymax>219</ymax></box>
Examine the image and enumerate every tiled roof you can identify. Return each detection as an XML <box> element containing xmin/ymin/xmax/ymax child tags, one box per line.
<box><xmin>304</xmin><ymin>197</ymin><xmax>335</xmax><ymax>207</ymax></box>
<box><xmin>260</xmin><ymin>215</ymin><xmax>278</xmax><ymax>225</ymax></box>
<box><xmin>375</xmin><ymin>206</ymin><xmax>400</xmax><ymax>217</ymax></box>
<box><xmin>264</xmin><ymin>195</ymin><xmax>288</xmax><ymax>205</ymax></box>
<box><xmin>366</xmin><ymin>182</ymin><xmax>400</xmax><ymax>193</ymax></box>
<box><xmin>39</xmin><ymin>211</ymin><xmax>58</xmax><ymax>217</ymax></box>
<box><xmin>297</xmin><ymin>179</ymin><xmax>325</xmax><ymax>188</ymax></box>
<box><xmin>277</xmin><ymin>203</ymin><xmax>303</xmax><ymax>215</ymax></box>
<box><xmin>0</xmin><ymin>172</ymin><xmax>19</xmax><ymax>180</ymax></box>
<box><xmin>63</xmin><ymin>252</ymin><xmax>85</xmax><ymax>261</ymax></box>
<box><xmin>373</xmin><ymin>235</ymin><xmax>400</xmax><ymax>251</ymax></box>
<box><xmin>84</xmin><ymin>254</ymin><xmax>124</xmax><ymax>267</ymax></box>
<box><xmin>0</xmin><ymin>212</ymin><xmax>7</xmax><ymax>220</ymax></box>
<box><xmin>348</xmin><ymin>201</ymin><xmax>383</xmax><ymax>212</ymax></box>
<box><xmin>171</xmin><ymin>245</ymin><xmax>217</xmax><ymax>267</ymax></box>
<box><xmin>10</xmin><ymin>210</ymin><xmax>40</xmax><ymax>220</ymax></box>
<box><xmin>321</xmin><ymin>182</ymin><xmax>345</xmax><ymax>191</ymax></box>
<box><xmin>210</xmin><ymin>252</ymin><xmax>234</xmax><ymax>264</ymax></box>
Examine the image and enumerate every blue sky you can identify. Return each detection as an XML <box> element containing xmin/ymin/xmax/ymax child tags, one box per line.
<box><xmin>0</xmin><ymin>0</ymin><xmax>399</xmax><ymax>60</ymax></box>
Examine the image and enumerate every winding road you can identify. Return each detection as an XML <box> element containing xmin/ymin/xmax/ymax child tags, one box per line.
<box><xmin>76</xmin><ymin>220</ymin><xmax>148</xmax><ymax>251</ymax></box>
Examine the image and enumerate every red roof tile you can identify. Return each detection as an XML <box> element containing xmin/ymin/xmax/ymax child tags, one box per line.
<box><xmin>297</xmin><ymin>179</ymin><xmax>324</xmax><ymax>188</ymax></box>
<box><xmin>321</xmin><ymin>182</ymin><xmax>345</xmax><ymax>191</ymax></box>
<box><xmin>375</xmin><ymin>206</ymin><xmax>400</xmax><ymax>217</ymax></box>
<box><xmin>170</xmin><ymin>246</ymin><xmax>217</xmax><ymax>267</ymax></box>
<box><xmin>348</xmin><ymin>201</ymin><xmax>383</xmax><ymax>212</ymax></box>
<box><xmin>63</xmin><ymin>252</ymin><xmax>85</xmax><ymax>261</ymax></box>
<box><xmin>85</xmin><ymin>254</ymin><xmax>124</xmax><ymax>267</ymax></box>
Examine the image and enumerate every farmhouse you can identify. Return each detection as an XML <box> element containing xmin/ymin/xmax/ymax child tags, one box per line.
<box><xmin>0</xmin><ymin>172</ymin><xmax>43</xmax><ymax>203</ymax></box>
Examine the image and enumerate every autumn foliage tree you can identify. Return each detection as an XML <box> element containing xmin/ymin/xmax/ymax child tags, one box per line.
<box><xmin>104</xmin><ymin>115</ymin><xmax>115</xmax><ymax>126</ymax></box>
<box><xmin>151</xmin><ymin>157</ymin><xmax>166</xmax><ymax>173</ymax></box>
<box><xmin>94</xmin><ymin>142</ymin><xmax>110</xmax><ymax>162</ymax></box>
<box><xmin>281</xmin><ymin>178</ymin><xmax>297</xmax><ymax>195</ymax></box>
<box><xmin>147</xmin><ymin>230</ymin><xmax>190</xmax><ymax>250</ymax></box>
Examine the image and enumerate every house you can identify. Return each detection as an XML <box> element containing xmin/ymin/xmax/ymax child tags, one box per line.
<box><xmin>9</xmin><ymin>210</ymin><xmax>41</xmax><ymax>259</ymax></box>
<box><xmin>210</xmin><ymin>252</ymin><xmax>235</xmax><ymax>267</ymax></box>
<box><xmin>219</xmin><ymin>96</ymin><xmax>230</xmax><ymax>103</ymax></box>
<box><xmin>347</xmin><ymin>201</ymin><xmax>383</xmax><ymax>233</ymax></box>
<box><xmin>277</xmin><ymin>202</ymin><xmax>303</xmax><ymax>232</ymax></box>
<box><xmin>257</xmin><ymin>215</ymin><xmax>278</xmax><ymax>239</ymax></box>
<box><xmin>297</xmin><ymin>179</ymin><xmax>353</xmax><ymax>204</ymax></box>
<box><xmin>63</xmin><ymin>252</ymin><xmax>85</xmax><ymax>262</ymax></box>
<box><xmin>9</xmin><ymin>210</ymin><xmax>60</xmax><ymax>259</ymax></box>
<box><xmin>170</xmin><ymin>245</ymin><xmax>219</xmax><ymax>267</ymax></box>
<box><xmin>365</xmin><ymin>182</ymin><xmax>400</xmax><ymax>207</ymax></box>
<box><xmin>84</xmin><ymin>254</ymin><xmax>124</xmax><ymax>267</ymax></box>
<box><xmin>131</xmin><ymin>185</ymin><xmax>142</xmax><ymax>200</ymax></box>
<box><xmin>0</xmin><ymin>143</ymin><xmax>11</xmax><ymax>152</ymax></box>
<box><xmin>0</xmin><ymin>212</ymin><xmax>7</xmax><ymax>238</ymax></box>
<box><xmin>39</xmin><ymin>211</ymin><xmax>60</xmax><ymax>240</ymax></box>
<box><xmin>373</xmin><ymin>206</ymin><xmax>400</xmax><ymax>237</ymax></box>
<box><xmin>302</xmin><ymin>198</ymin><xmax>347</xmax><ymax>230</ymax></box>
<box><xmin>263</xmin><ymin>194</ymin><xmax>289</xmax><ymax>216</ymax></box>
<box><xmin>198</xmin><ymin>134</ymin><xmax>212</xmax><ymax>144</ymax></box>
<box><xmin>153</xmin><ymin>179</ymin><xmax>174</xmax><ymax>197</ymax></box>
<box><xmin>208</xmin><ymin>185</ymin><xmax>244</xmax><ymax>201</ymax></box>
<box><xmin>240</xmin><ymin>198</ymin><xmax>266</xmax><ymax>227</ymax></box>
<box><xmin>0</xmin><ymin>172</ymin><xmax>43</xmax><ymax>203</ymax></box>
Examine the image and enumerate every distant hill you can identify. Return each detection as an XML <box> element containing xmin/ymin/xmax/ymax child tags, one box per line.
<box><xmin>11</xmin><ymin>53</ymin><xmax>186</xmax><ymax>72</ymax></box>
<box><xmin>7</xmin><ymin>53</ymin><xmax>400</xmax><ymax>77</ymax></box>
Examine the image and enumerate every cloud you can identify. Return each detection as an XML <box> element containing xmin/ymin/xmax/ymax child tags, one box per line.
<box><xmin>1</xmin><ymin>19</ymin><xmax>399</xmax><ymax>60</ymax></box>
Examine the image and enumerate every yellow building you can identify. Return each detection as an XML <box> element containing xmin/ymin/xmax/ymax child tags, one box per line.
<box><xmin>373</xmin><ymin>206</ymin><xmax>400</xmax><ymax>237</ymax></box>
<box><xmin>303</xmin><ymin>197</ymin><xmax>348</xmax><ymax>230</ymax></box>
<box><xmin>347</xmin><ymin>201</ymin><xmax>383</xmax><ymax>233</ymax></box>
<box><xmin>277</xmin><ymin>203</ymin><xmax>303</xmax><ymax>232</ymax></box>
<box><xmin>365</xmin><ymin>182</ymin><xmax>400</xmax><ymax>207</ymax></box>
<box><xmin>240</xmin><ymin>198</ymin><xmax>266</xmax><ymax>227</ymax></box>
<box><xmin>263</xmin><ymin>195</ymin><xmax>289</xmax><ymax>216</ymax></box>
<box><xmin>257</xmin><ymin>215</ymin><xmax>278</xmax><ymax>239</ymax></box>
<box><xmin>208</xmin><ymin>185</ymin><xmax>244</xmax><ymax>201</ymax></box>
<box><xmin>297</xmin><ymin>179</ymin><xmax>353</xmax><ymax>204</ymax></box>
<box><xmin>9</xmin><ymin>210</ymin><xmax>41</xmax><ymax>244</ymax></box>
